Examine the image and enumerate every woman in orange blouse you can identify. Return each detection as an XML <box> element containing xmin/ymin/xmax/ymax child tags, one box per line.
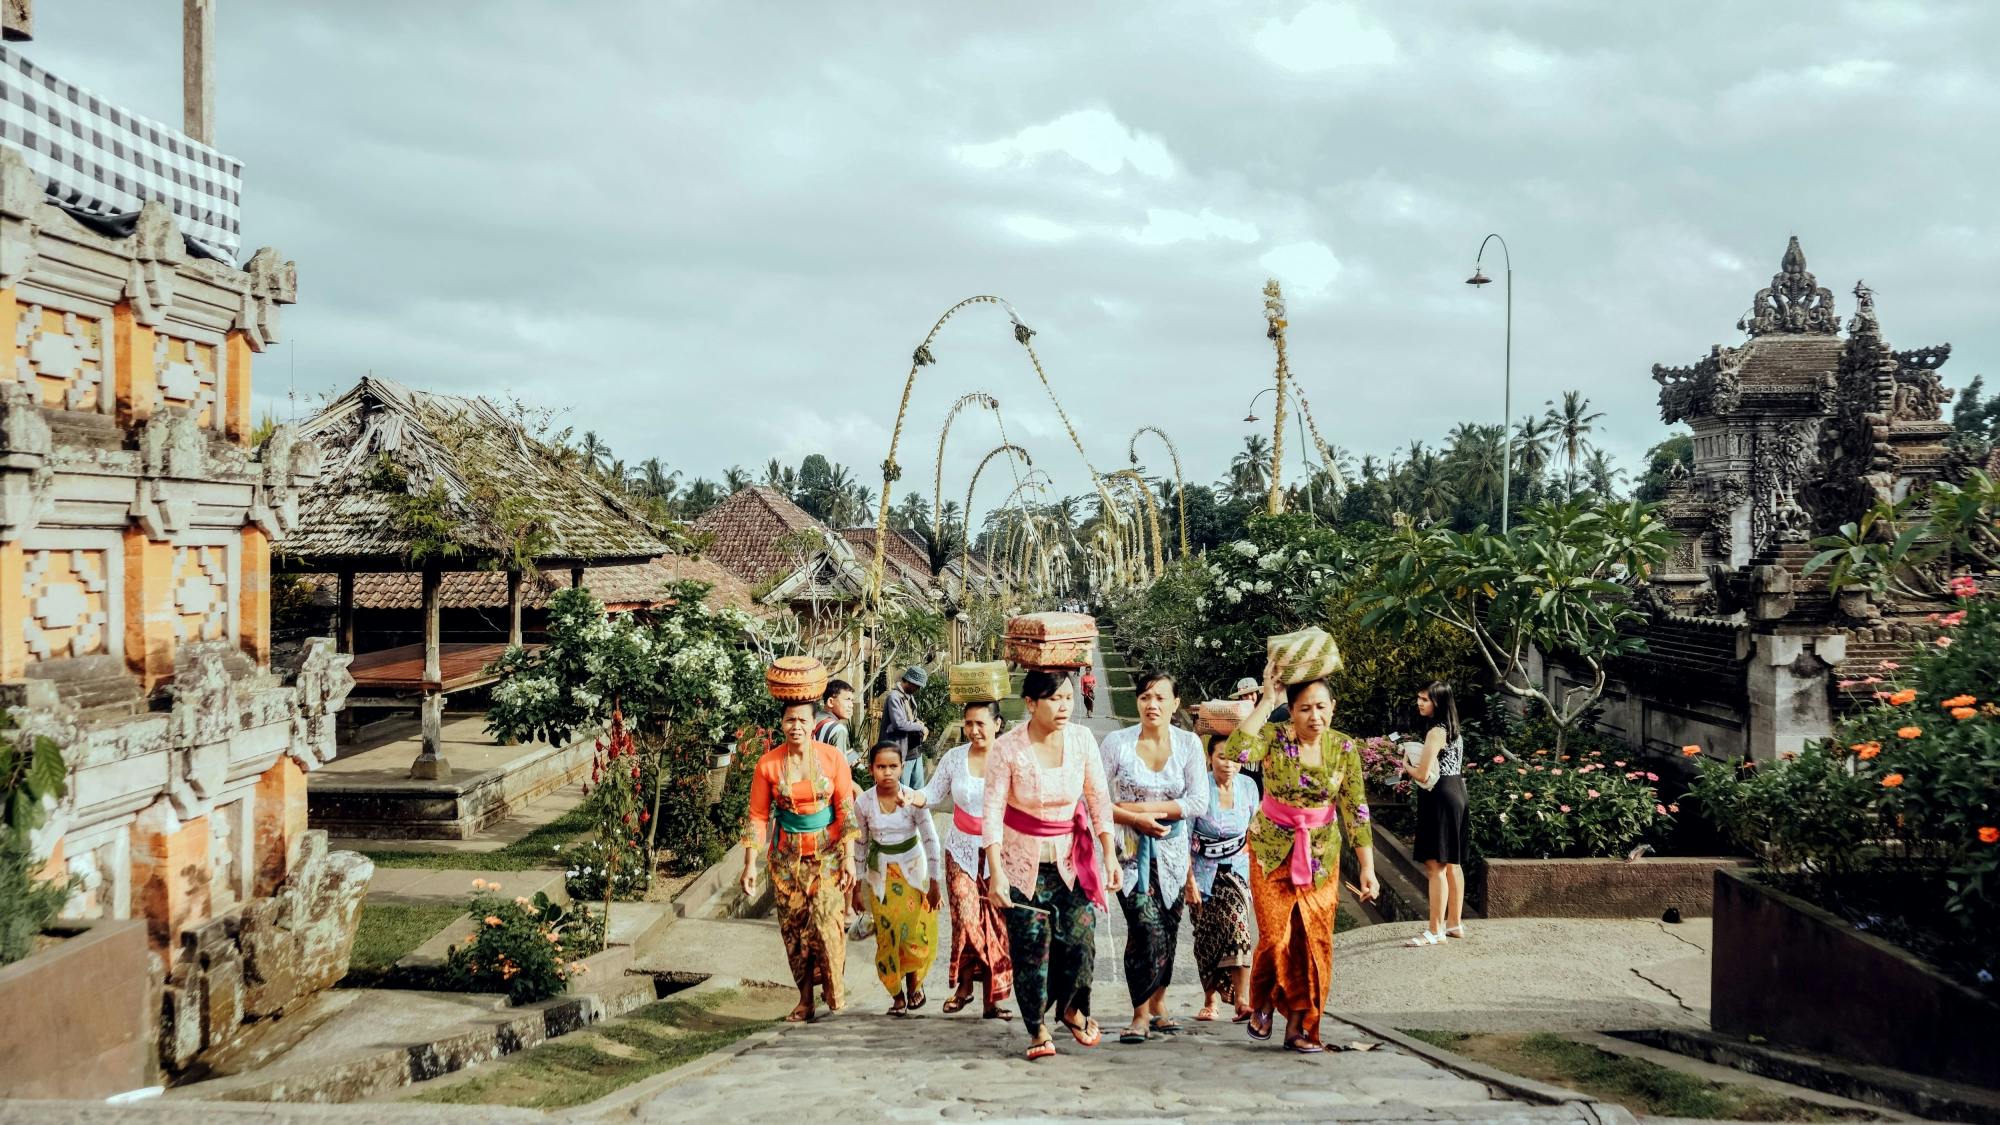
<box><xmin>741</xmin><ymin>698</ymin><xmax>859</xmax><ymax>1023</ymax></box>
<box><xmin>982</xmin><ymin>669</ymin><xmax>1118</xmax><ymax>1060</ymax></box>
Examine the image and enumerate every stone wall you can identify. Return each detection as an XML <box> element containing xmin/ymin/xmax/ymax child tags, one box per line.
<box><xmin>1480</xmin><ymin>857</ymin><xmax>1748</xmax><ymax>918</ymax></box>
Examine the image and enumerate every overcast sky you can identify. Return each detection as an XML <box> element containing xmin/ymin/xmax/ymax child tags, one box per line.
<box><xmin>26</xmin><ymin>2</ymin><xmax>1999</xmax><ymax>521</ymax></box>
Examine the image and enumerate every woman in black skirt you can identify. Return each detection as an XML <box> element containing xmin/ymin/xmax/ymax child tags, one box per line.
<box><xmin>1403</xmin><ymin>681</ymin><xmax>1467</xmax><ymax>946</ymax></box>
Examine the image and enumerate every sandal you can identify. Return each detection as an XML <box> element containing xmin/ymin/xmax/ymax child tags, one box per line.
<box><xmin>1406</xmin><ymin>929</ymin><xmax>1443</xmax><ymax>947</ymax></box>
<box><xmin>1150</xmin><ymin>1016</ymin><xmax>1186</xmax><ymax>1035</ymax></box>
<box><xmin>941</xmin><ymin>992</ymin><xmax>974</xmax><ymax>1015</ymax></box>
<box><xmin>784</xmin><ymin>1002</ymin><xmax>815</xmax><ymax>1024</ymax></box>
<box><xmin>1231</xmin><ymin>1008</ymin><xmax>1255</xmax><ymax>1023</ymax></box>
<box><xmin>1285</xmin><ymin>1035</ymin><xmax>1326</xmax><ymax>1054</ymax></box>
<box><xmin>1445</xmin><ymin>925</ymin><xmax>1468</xmax><ymax>939</ymax></box>
<box><xmin>1246</xmin><ymin>1009</ymin><xmax>1273</xmax><ymax>1041</ymax></box>
<box><xmin>1117</xmin><ymin>1026</ymin><xmax>1150</xmax><ymax>1044</ymax></box>
<box><xmin>906</xmin><ymin>986</ymin><xmax>927</xmax><ymax>1011</ymax></box>
<box><xmin>1025</xmin><ymin>1040</ymin><xmax>1057</xmax><ymax>1061</ymax></box>
<box><xmin>887</xmin><ymin>995</ymin><xmax>907</xmax><ymax>1017</ymax></box>
<box><xmin>1195</xmin><ymin>1003</ymin><xmax>1219</xmax><ymax>1022</ymax></box>
<box><xmin>1060</xmin><ymin>1014</ymin><xmax>1102</xmax><ymax>1048</ymax></box>
<box><xmin>982</xmin><ymin>1005</ymin><xmax>1015</xmax><ymax>1021</ymax></box>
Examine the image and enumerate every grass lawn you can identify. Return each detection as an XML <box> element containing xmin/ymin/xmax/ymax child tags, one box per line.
<box><xmin>1396</xmin><ymin>1031</ymin><xmax>1873</xmax><ymax>1122</ymax></box>
<box><xmin>347</xmin><ymin>903</ymin><xmax>464</xmax><ymax>974</ymax></box>
<box><xmin>359</xmin><ymin>802</ymin><xmax>595</xmax><ymax>871</ymax></box>
<box><xmin>408</xmin><ymin>987</ymin><xmax>780</xmax><ymax>1110</ymax></box>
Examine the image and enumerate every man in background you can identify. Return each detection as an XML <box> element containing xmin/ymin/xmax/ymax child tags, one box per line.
<box><xmin>880</xmin><ymin>666</ymin><xmax>931</xmax><ymax>789</ymax></box>
<box><xmin>814</xmin><ymin>679</ymin><xmax>855</xmax><ymax>767</ymax></box>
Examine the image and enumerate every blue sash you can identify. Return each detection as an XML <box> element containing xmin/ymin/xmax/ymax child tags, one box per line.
<box><xmin>1131</xmin><ymin>818</ymin><xmax>1187</xmax><ymax>896</ymax></box>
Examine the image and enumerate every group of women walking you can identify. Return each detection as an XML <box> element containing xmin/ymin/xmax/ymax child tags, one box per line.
<box><xmin>742</xmin><ymin>655</ymin><xmax>1450</xmax><ymax>1060</ymax></box>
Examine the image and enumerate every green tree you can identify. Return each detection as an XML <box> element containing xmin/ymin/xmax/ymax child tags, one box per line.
<box><xmin>1357</xmin><ymin>499</ymin><xmax>1676</xmax><ymax>752</ymax></box>
<box><xmin>1633</xmin><ymin>433</ymin><xmax>1694</xmax><ymax>503</ymax></box>
<box><xmin>1544</xmin><ymin>391</ymin><xmax>1605</xmax><ymax>499</ymax></box>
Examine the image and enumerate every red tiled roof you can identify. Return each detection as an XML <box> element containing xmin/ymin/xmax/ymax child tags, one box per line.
<box><xmin>306</xmin><ymin>555</ymin><xmax>763</xmax><ymax>614</ymax></box>
<box><xmin>838</xmin><ymin>527</ymin><xmax>939</xmax><ymax>597</ymax></box>
<box><xmin>690</xmin><ymin>486</ymin><xmax>832</xmax><ymax>585</ymax></box>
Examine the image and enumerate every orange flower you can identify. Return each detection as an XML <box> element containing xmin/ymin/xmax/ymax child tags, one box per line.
<box><xmin>484</xmin><ymin>915</ymin><xmax>503</xmax><ymax>927</ymax></box>
<box><xmin>1979</xmin><ymin>826</ymin><xmax>2000</xmax><ymax>845</ymax></box>
<box><xmin>1881</xmin><ymin>773</ymin><xmax>1904</xmax><ymax>788</ymax></box>
<box><xmin>1951</xmin><ymin>707</ymin><xmax>1978</xmax><ymax>721</ymax></box>
<box><xmin>1888</xmin><ymin>689</ymin><xmax>1918</xmax><ymax>706</ymax></box>
<box><xmin>1941</xmin><ymin>694</ymin><xmax>1977</xmax><ymax>709</ymax></box>
<box><xmin>1681</xmin><ymin>744</ymin><xmax>1702</xmax><ymax>757</ymax></box>
<box><xmin>1897</xmin><ymin>726</ymin><xmax>1922</xmax><ymax>740</ymax></box>
<box><xmin>1857</xmin><ymin>745</ymin><xmax>1882</xmax><ymax>760</ymax></box>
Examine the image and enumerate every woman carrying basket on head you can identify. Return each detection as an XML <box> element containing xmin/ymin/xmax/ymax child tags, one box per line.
<box><xmin>1225</xmin><ymin>653</ymin><xmax>1380</xmax><ymax>1053</ymax></box>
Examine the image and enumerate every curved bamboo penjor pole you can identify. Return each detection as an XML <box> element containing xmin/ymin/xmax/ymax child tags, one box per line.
<box><xmin>932</xmin><ymin>392</ymin><xmax>999</xmax><ymax>554</ymax></box>
<box><xmin>1263</xmin><ymin>280</ymin><xmax>1290</xmax><ymax>516</ymax></box>
<box><xmin>960</xmin><ymin>443</ymin><xmax>1032</xmax><ymax>602</ymax></box>
<box><xmin>1128</xmin><ymin>426</ymin><xmax>1188</xmax><ymax>558</ymax></box>
<box><xmin>1286</xmin><ymin>382</ymin><xmax>1346</xmax><ymax>496</ymax></box>
<box><xmin>1111</xmin><ymin>468</ymin><xmax>1165</xmax><ymax>580</ymax></box>
<box><xmin>989</xmin><ymin>472</ymin><xmax>1053</xmax><ymax>597</ymax></box>
<box><xmin>1099</xmin><ymin>473</ymin><xmax>1149</xmax><ymax>586</ymax></box>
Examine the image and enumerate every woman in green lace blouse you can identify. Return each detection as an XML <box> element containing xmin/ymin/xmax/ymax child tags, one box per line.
<box><xmin>1223</xmin><ymin>658</ymin><xmax>1379</xmax><ymax>1053</ymax></box>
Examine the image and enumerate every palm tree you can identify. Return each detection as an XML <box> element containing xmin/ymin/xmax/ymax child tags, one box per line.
<box><xmin>1583</xmin><ymin>449</ymin><xmax>1623</xmax><ymax>500</ymax></box>
<box><xmin>1512</xmin><ymin>414</ymin><xmax>1555</xmax><ymax>488</ymax></box>
<box><xmin>723</xmin><ymin>466</ymin><xmax>752</xmax><ymax>494</ymax></box>
<box><xmin>1545</xmin><ymin>391</ymin><xmax>1605</xmax><ymax>499</ymax></box>
<box><xmin>846</xmin><ymin>484</ymin><xmax>875</xmax><ymax>527</ymax></box>
<box><xmin>634</xmin><ymin>458</ymin><xmax>679</xmax><ymax>502</ymax></box>
<box><xmin>578</xmin><ymin>431</ymin><xmax>609</xmax><ymax>479</ymax></box>
<box><xmin>605</xmin><ymin>458</ymin><xmax>629</xmax><ymax>492</ymax></box>
<box><xmin>1226</xmin><ymin>434</ymin><xmax>1272</xmax><ymax>504</ymax></box>
<box><xmin>1446</xmin><ymin>423</ymin><xmax>1506</xmax><ymax>521</ymax></box>
<box><xmin>892</xmin><ymin>491</ymin><xmax>931</xmax><ymax>532</ymax></box>
<box><xmin>679</xmin><ymin>477</ymin><xmax>723</xmax><ymax>519</ymax></box>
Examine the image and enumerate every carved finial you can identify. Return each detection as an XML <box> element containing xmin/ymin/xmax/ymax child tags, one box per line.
<box><xmin>1738</xmin><ymin>236</ymin><xmax>1838</xmax><ymax>337</ymax></box>
<box><xmin>1846</xmin><ymin>279</ymin><xmax>1879</xmax><ymax>340</ymax></box>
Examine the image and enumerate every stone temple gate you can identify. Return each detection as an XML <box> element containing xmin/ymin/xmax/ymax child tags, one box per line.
<box><xmin>1531</xmin><ymin>237</ymin><xmax>1963</xmax><ymax>761</ymax></box>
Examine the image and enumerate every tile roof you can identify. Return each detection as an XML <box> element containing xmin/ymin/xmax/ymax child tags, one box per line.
<box><xmin>306</xmin><ymin>555</ymin><xmax>764</xmax><ymax>615</ymax></box>
<box><xmin>285</xmin><ymin>377</ymin><xmax>672</xmax><ymax>568</ymax></box>
<box><xmin>690</xmin><ymin>486</ymin><xmax>835</xmax><ymax>585</ymax></box>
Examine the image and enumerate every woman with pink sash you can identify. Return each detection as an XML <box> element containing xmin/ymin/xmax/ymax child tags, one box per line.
<box><xmin>910</xmin><ymin>700</ymin><xmax>1014</xmax><ymax>1019</ymax></box>
<box><xmin>1223</xmin><ymin>659</ymin><xmax>1380</xmax><ymax>1053</ymax></box>
<box><xmin>982</xmin><ymin>670</ymin><xmax>1118</xmax><ymax>1061</ymax></box>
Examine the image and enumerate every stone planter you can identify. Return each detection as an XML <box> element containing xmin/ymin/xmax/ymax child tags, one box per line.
<box><xmin>0</xmin><ymin>918</ymin><xmax>153</xmax><ymax>1099</ymax></box>
<box><xmin>1711</xmin><ymin>867</ymin><xmax>2000</xmax><ymax>1088</ymax></box>
<box><xmin>1477</xmin><ymin>855</ymin><xmax>1748</xmax><ymax>918</ymax></box>
<box><xmin>704</xmin><ymin>751</ymin><xmax>733</xmax><ymax>806</ymax></box>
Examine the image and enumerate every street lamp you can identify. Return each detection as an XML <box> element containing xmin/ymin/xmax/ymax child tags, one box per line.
<box><xmin>1241</xmin><ymin>387</ymin><xmax>1320</xmax><ymax>514</ymax></box>
<box><xmin>1467</xmin><ymin>233</ymin><xmax>1514</xmax><ymax>532</ymax></box>
<box><xmin>1243</xmin><ymin>386</ymin><xmax>1277</xmax><ymax>423</ymax></box>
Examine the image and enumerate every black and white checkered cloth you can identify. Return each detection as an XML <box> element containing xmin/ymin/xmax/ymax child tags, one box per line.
<box><xmin>0</xmin><ymin>45</ymin><xmax>242</xmax><ymax>261</ymax></box>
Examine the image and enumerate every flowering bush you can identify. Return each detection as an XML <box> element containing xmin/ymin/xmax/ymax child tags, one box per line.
<box><xmin>1690</xmin><ymin>581</ymin><xmax>1997</xmax><ymax>987</ymax></box>
<box><xmin>1464</xmin><ymin>740</ymin><xmax>1671</xmax><ymax>859</ymax></box>
<box><xmin>443</xmin><ymin>880</ymin><xmax>604</xmax><ymax>1004</ymax></box>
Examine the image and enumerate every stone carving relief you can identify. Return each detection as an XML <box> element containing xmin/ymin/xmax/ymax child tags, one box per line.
<box><xmin>246</xmin><ymin>423</ymin><xmax>325</xmax><ymax>538</ymax></box>
<box><xmin>21</xmin><ymin>548</ymin><xmax>110</xmax><ymax>660</ymax></box>
<box><xmin>1890</xmin><ymin>345</ymin><xmax>1953</xmax><ymax>423</ymax></box>
<box><xmin>153</xmin><ymin>334</ymin><xmax>219</xmax><ymax>427</ymax></box>
<box><xmin>121</xmin><ymin>202</ymin><xmax>183</xmax><ymax>329</ymax></box>
<box><xmin>130</xmin><ymin>408</ymin><xmax>209</xmax><ymax>538</ymax></box>
<box><xmin>1750</xmin><ymin>419</ymin><xmax>1823</xmax><ymax>552</ymax></box>
<box><xmin>287</xmin><ymin>637</ymin><xmax>355</xmax><ymax>770</ymax></box>
<box><xmin>1738</xmin><ymin>236</ymin><xmax>1839</xmax><ymax>337</ymax></box>
<box><xmin>170</xmin><ymin>545</ymin><xmax>231</xmax><ymax>645</ymax></box>
<box><xmin>0</xmin><ymin>384</ymin><xmax>54</xmax><ymax>539</ymax></box>
<box><xmin>1653</xmin><ymin>344</ymin><xmax>1743</xmax><ymax>425</ymax></box>
<box><xmin>164</xmin><ymin>644</ymin><xmax>241</xmax><ymax>819</ymax></box>
<box><xmin>15</xmin><ymin>304</ymin><xmax>107</xmax><ymax>412</ymax></box>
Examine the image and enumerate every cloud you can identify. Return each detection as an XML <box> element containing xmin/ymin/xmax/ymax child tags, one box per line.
<box><xmin>1252</xmin><ymin>2</ymin><xmax>1400</xmax><ymax>73</ymax></box>
<box><xmin>953</xmin><ymin>108</ymin><xmax>1176</xmax><ymax>178</ymax></box>
<box><xmin>1128</xmin><ymin>208</ymin><xmax>1260</xmax><ymax>246</ymax></box>
<box><xmin>1002</xmin><ymin>215</ymin><xmax>1079</xmax><ymax>242</ymax></box>
<box><xmin>1259</xmin><ymin>241</ymin><xmax>1344</xmax><ymax>298</ymax></box>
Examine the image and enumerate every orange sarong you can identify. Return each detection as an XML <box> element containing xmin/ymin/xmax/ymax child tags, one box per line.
<box><xmin>1246</xmin><ymin>852</ymin><xmax>1341</xmax><ymax>1043</ymax></box>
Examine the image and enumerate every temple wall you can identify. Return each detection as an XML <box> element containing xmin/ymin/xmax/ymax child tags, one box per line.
<box><xmin>0</xmin><ymin>145</ymin><xmax>363</xmax><ymax>1078</ymax></box>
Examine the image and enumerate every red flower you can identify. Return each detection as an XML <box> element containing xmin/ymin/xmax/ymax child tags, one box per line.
<box><xmin>1980</xmin><ymin>826</ymin><xmax>2000</xmax><ymax>845</ymax></box>
<box><xmin>1881</xmin><ymin>773</ymin><xmax>1905</xmax><ymax>788</ymax></box>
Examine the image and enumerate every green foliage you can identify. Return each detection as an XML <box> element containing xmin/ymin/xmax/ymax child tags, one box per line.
<box><xmin>1462</xmin><ymin>706</ymin><xmax>1669</xmax><ymax>859</ymax></box>
<box><xmin>1806</xmin><ymin>470</ymin><xmax>1998</xmax><ymax>598</ymax></box>
<box><xmin>444</xmin><ymin>885</ymin><xmax>604</xmax><ymax>1005</ymax></box>
<box><xmin>347</xmin><ymin>903</ymin><xmax>464</xmax><ymax>974</ymax></box>
<box><xmin>1632</xmin><ymin>432</ymin><xmax>1694</xmax><ymax>503</ymax></box>
<box><xmin>0</xmin><ymin>711</ymin><xmax>73</xmax><ymax>966</ymax></box>
<box><xmin>1357</xmin><ymin>499</ymin><xmax>1676</xmax><ymax>750</ymax></box>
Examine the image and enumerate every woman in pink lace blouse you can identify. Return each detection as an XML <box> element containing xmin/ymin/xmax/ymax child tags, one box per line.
<box><xmin>982</xmin><ymin>669</ymin><xmax>1118</xmax><ymax>1060</ymax></box>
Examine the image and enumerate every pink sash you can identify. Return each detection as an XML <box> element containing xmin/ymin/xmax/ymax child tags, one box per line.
<box><xmin>1003</xmin><ymin>799</ymin><xmax>1105</xmax><ymax>909</ymax></box>
<box><xmin>1260</xmin><ymin>794</ymin><xmax>1337</xmax><ymax>886</ymax></box>
<box><xmin>952</xmin><ymin>805</ymin><xmax>983</xmax><ymax>837</ymax></box>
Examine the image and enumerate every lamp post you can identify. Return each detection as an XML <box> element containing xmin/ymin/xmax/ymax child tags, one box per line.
<box><xmin>1243</xmin><ymin>387</ymin><xmax>1320</xmax><ymax>516</ymax></box>
<box><xmin>1466</xmin><ymin>233</ymin><xmax>1513</xmax><ymax>532</ymax></box>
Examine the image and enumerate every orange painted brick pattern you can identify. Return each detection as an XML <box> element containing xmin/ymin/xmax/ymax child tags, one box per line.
<box><xmin>239</xmin><ymin>527</ymin><xmax>270</xmax><ymax>667</ymax></box>
<box><xmin>123</xmin><ymin>529</ymin><xmax>175</xmax><ymax>690</ymax></box>
<box><xmin>225</xmin><ymin>329</ymin><xmax>251</xmax><ymax>443</ymax></box>
<box><xmin>131</xmin><ymin>813</ymin><xmax>210</xmax><ymax>965</ymax></box>
<box><xmin>111</xmin><ymin>302</ymin><xmax>156</xmax><ymax>426</ymax></box>
<box><xmin>0</xmin><ymin>542</ymin><xmax>22</xmax><ymax>680</ymax></box>
<box><xmin>252</xmin><ymin>758</ymin><xmax>306</xmax><ymax>896</ymax></box>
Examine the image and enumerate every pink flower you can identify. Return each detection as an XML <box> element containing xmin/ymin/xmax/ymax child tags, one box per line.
<box><xmin>1949</xmin><ymin>575</ymin><xmax>1978</xmax><ymax>598</ymax></box>
<box><xmin>1940</xmin><ymin>611</ymin><xmax>1966</xmax><ymax>627</ymax></box>
<box><xmin>1879</xmin><ymin>661</ymin><xmax>1900</xmax><ymax>671</ymax></box>
<box><xmin>1655</xmin><ymin>803</ymin><xmax>1668</xmax><ymax>815</ymax></box>
<box><xmin>1861</xmin><ymin>676</ymin><xmax>1882</xmax><ymax>685</ymax></box>
<box><xmin>1492</xmin><ymin>754</ymin><xmax>1506</xmax><ymax>763</ymax></box>
<box><xmin>1667</xmin><ymin>803</ymin><xmax>1680</xmax><ymax>813</ymax></box>
<box><xmin>1836</xmin><ymin>680</ymin><xmax>1862</xmax><ymax>690</ymax></box>
<box><xmin>1936</xmin><ymin>636</ymin><xmax>1954</xmax><ymax>648</ymax></box>
<box><xmin>1517</xmin><ymin>768</ymin><xmax>1527</xmax><ymax>775</ymax></box>
<box><xmin>1559</xmin><ymin>804</ymin><xmax>1572</xmax><ymax>813</ymax></box>
<box><xmin>1551</xmin><ymin>768</ymin><xmax>1563</xmax><ymax>776</ymax></box>
<box><xmin>1614</xmin><ymin>760</ymin><xmax>1627</xmax><ymax>767</ymax></box>
<box><xmin>1587</xmin><ymin>789</ymin><xmax>1600</xmax><ymax>799</ymax></box>
<box><xmin>1645</xmin><ymin>772</ymin><xmax>1660</xmax><ymax>782</ymax></box>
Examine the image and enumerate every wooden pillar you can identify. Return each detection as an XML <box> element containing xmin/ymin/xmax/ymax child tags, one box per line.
<box><xmin>506</xmin><ymin>568</ymin><xmax>523</xmax><ymax>648</ymax></box>
<box><xmin>570</xmin><ymin>564</ymin><xmax>585</xmax><ymax>590</ymax></box>
<box><xmin>408</xmin><ymin>566</ymin><xmax>448</xmax><ymax>779</ymax></box>
<box><xmin>336</xmin><ymin>570</ymin><xmax>355</xmax><ymax>654</ymax></box>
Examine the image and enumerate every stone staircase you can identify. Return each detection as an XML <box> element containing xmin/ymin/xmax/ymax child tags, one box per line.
<box><xmin>21</xmin><ymin>653</ymin><xmax>148</xmax><ymax>726</ymax></box>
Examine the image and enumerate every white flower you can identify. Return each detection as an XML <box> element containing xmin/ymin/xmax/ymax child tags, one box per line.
<box><xmin>1224</xmin><ymin>588</ymin><xmax>1242</xmax><ymax>604</ymax></box>
<box><xmin>1231</xmin><ymin>541</ymin><xmax>1259</xmax><ymax>558</ymax></box>
<box><xmin>1295</xmin><ymin>550</ymin><xmax>1311</xmax><ymax>565</ymax></box>
<box><xmin>1254</xmin><ymin>580</ymin><xmax>1272</xmax><ymax>594</ymax></box>
<box><xmin>1257</xmin><ymin>553</ymin><xmax>1284</xmax><ymax>572</ymax></box>
<box><xmin>1194</xmin><ymin>596</ymin><xmax>1208</xmax><ymax>612</ymax></box>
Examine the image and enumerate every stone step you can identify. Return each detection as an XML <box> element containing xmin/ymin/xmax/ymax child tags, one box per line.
<box><xmin>365</xmin><ymin>867</ymin><xmax>568</xmax><ymax>909</ymax></box>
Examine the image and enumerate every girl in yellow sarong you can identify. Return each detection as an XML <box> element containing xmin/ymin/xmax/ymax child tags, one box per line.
<box><xmin>852</xmin><ymin>741</ymin><xmax>943</xmax><ymax>1014</ymax></box>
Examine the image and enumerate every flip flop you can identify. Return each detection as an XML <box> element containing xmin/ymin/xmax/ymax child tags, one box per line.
<box><xmin>1231</xmin><ymin>1009</ymin><xmax>1255</xmax><ymax>1023</ymax></box>
<box><xmin>1117</xmin><ymin>1028</ymin><xmax>1149</xmax><ymax>1044</ymax></box>
<box><xmin>982</xmin><ymin>1005</ymin><xmax>1015</xmax><ymax>1021</ymax></box>
<box><xmin>1195</xmin><ymin>1004</ymin><xmax>1219</xmax><ymax>1022</ymax></box>
<box><xmin>1025</xmin><ymin>1040</ymin><xmax>1057</xmax><ymax>1061</ymax></box>
<box><xmin>1246</xmin><ymin>1009</ymin><xmax>1273</xmax><ymax>1041</ymax></box>
<box><xmin>941</xmin><ymin>993</ymin><xmax>974</xmax><ymax>1015</ymax></box>
<box><xmin>907</xmin><ymin>987</ymin><xmax>927</xmax><ymax>1011</ymax></box>
<box><xmin>1285</xmin><ymin>1036</ymin><xmax>1326</xmax><ymax>1054</ymax></box>
<box><xmin>1061</xmin><ymin>1015</ymin><xmax>1102</xmax><ymax>1048</ymax></box>
<box><xmin>1150</xmin><ymin>1017</ymin><xmax>1186</xmax><ymax>1035</ymax></box>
